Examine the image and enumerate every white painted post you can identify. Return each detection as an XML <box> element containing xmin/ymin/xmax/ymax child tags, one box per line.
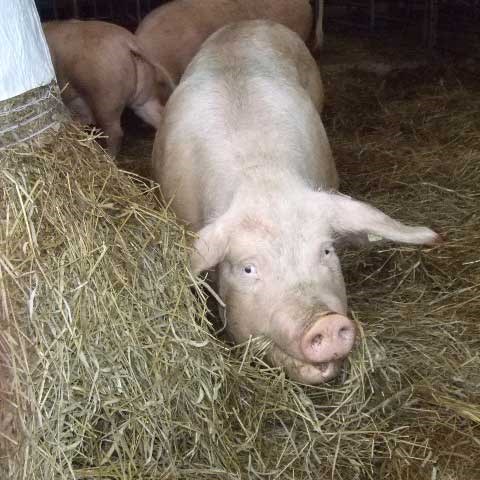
<box><xmin>0</xmin><ymin>0</ymin><xmax>55</xmax><ymax>102</ymax></box>
<box><xmin>0</xmin><ymin>0</ymin><xmax>65</xmax><ymax>149</ymax></box>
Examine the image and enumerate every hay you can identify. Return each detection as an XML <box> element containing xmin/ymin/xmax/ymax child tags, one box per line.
<box><xmin>0</xmin><ymin>83</ymin><xmax>68</xmax><ymax>150</ymax></box>
<box><xmin>1</xmin><ymin>49</ymin><xmax>479</xmax><ymax>480</ymax></box>
<box><xmin>0</xmin><ymin>123</ymin><xmax>378</xmax><ymax>480</ymax></box>
<box><xmin>322</xmin><ymin>57</ymin><xmax>480</xmax><ymax>479</ymax></box>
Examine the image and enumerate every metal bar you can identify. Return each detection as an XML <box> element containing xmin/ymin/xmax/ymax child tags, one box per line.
<box><xmin>369</xmin><ymin>0</ymin><xmax>376</xmax><ymax>31</ymax></box>
<box><xmin>136</xmin><ymin>0</ymin><xmax>142</xmax><ymax>22</ymax></box>
<box><xmin>429</xmin><ymin>0</ymin><xmax>438</xmax><ymax>48</ymax></box>
<box><xmin>72</xmin><ymin>0</ymin><xmax>79</xmax><ymax>18</ymax></box>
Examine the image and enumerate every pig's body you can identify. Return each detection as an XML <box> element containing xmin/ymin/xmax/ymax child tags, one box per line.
<box><xmin>153</xmin><ymin>21</ymin><xmax>440</xmax><ymax>384</ymax></box>
<box><xmin>154</xmin><ymin>21</ymin><xmax>335</xmax><ymax>232</ymax></box>
<box><xmin>43</xmin><ymin>20</ymin><xmax>174</xmax><ymax>156</ymax></box>
<box><xmin>136</xmin><ymin>0</ymin><xmax>323</xmax><ymax>86</ymax></box>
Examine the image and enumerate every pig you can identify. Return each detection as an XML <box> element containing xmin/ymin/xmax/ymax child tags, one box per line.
<box><xmin>135</xmin><ymin>0</ymin><xmax>324</xmax><ymax>88</ymax></box>
<box><xmin>43</xmin><ymin>20</ymin><xmax>175</xmax><ymax>156</ymax></box>
<box><xmin>152</xmin><ymin>20</ymin><xmax>440</xmax><ymax>384</ymax></box>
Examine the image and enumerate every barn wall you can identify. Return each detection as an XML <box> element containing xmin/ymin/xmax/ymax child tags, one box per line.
<box><xmin>325</xmin><ymin>0</ymin><xmax>480</xmax><ymax>52</ymax></box>
<box><xmin>35</xmin><ymin>0</ymin><xmax>170</xmax><ymax>29</ymax></box>
<box><xmin>34</xmin><ymin>0</ymin><xmax>480</xmax><ymax>54</ymax></box>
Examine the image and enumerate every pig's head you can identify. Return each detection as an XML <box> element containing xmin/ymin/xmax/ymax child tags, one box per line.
<box><xmin>191</xmin><ymin>190</ymin><xmax>440</xmax><ymax>384</ymax></box>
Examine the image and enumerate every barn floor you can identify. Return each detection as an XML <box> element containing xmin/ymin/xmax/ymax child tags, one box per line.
<box><xmin>112</xmin><ymin>32</ymin><xmax>480</xmax><ymax>479</ymax></box>
<box><xmin>321</xmin><ymin>34</ymin><xmax>480</xmax><ymax>480</ymax></box>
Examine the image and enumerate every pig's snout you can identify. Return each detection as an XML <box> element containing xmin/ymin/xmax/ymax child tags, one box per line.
<box><xmin>301</xmin><ymin>313</ymin><xmax>355</xmax><ymax>364</ymax></box>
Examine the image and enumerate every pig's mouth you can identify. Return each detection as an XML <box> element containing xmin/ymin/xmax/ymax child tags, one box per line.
<box><xmin>263</xmin><ymin>310</ymin><xmax>355</xmax><ymax>384</ymax></box>
<box><xmin>315</xmin><ymin>361</ymin><xmax>333</xmax><ymax>373</ymax></box>
<box><xmin>268</xmin><ymin>344</ymin><xmax>344</xmax><ymax>385</ymax></box>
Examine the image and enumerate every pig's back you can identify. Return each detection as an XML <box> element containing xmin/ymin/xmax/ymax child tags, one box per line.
<box><xmin>155</xmin><ymin>21</ymin><xmax>335</xmax><ymax>226</ymax></box>
<box><xmin>43</xmin><ymin>20</ymin><xmax>135</xmax><ymax>61</ymax></box>
<box><xmin>180</xmin><ymin>20</ymin><xmax>328</xmax><ymax>173</ymax></box>
<box><xmin>136</xmin><ymin>0</ymin><xmax>312</xmax><ymax>83</ymax></box>
<box><xmin>43</xmin><ymin>20</ymin><xmax>137</xmax><ymax>102</ymax></box>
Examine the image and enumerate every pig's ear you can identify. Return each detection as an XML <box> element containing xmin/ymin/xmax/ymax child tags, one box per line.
<box><xmin>190</xmin><ymin>220</ymin><xmax>229</xmax><ymax>274</ymax></box>
<box><xmin>317</xmin><ymin>192</ymin><xmax>441</xmax><ymax>245</ymax></box>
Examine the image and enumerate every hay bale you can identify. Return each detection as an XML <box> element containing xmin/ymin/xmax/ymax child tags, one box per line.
<box><xmin>0</xmin><ymin>82</ymin><xmax>68</xmax><ymax>150</ymax></box>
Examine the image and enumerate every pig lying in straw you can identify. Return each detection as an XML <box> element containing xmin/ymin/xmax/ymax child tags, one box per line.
<box><xmin>43</xmin><ymin>20</ymin><xmax>175</xmax><ymax>156</ymax></box>
<box><xmin>136</xmin><ymin>0</ymin><xmax>324</xmax><ymax>87</ymax></box>
<box><xmin>152</xmin><ymin>20</ymin><xmax>441</xmax><ymax>384</ymax></box>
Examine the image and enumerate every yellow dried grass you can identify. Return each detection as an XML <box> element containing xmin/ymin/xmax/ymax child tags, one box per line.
<box><xmin>0</xmin><ymin>46</ymin><xmax>479</xmax><ymax>479</ymax></box>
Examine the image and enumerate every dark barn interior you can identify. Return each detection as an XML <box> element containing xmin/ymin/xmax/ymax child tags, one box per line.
<box><xmin>4</xmin><ymin>1</ymin><xmax>480</xmax><ymax>479</ymax></box>
<box><xmin>35</xmin><ymin>0</ymin><xmax>480</xmax><ymax>50</ymax></box>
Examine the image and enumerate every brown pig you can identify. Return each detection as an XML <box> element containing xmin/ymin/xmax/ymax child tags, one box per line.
<box><xmin>135</xmin><ymin>0</ymin><xmax>324</xmax><ymax>87</ymax></box>
<box><xmin>43</xmin><ymin>20</ymin><xmax>175</xmax><ymax>156</ymax></box>
<box><xmin>152</xmin><ymin>20</ymin><xmax>440</xmax><ymax>384</ymax></box>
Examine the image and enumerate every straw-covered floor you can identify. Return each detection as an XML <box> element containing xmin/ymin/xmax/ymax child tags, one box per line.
<box><xmin>1</xmin><ymin>41</ymin><xmax>480</xmax><ymax>480</ymax></box>
<box><xmin>322</xmin><ymin>50</ymin><xmax>480</xmax><ymax>479</ymax></box>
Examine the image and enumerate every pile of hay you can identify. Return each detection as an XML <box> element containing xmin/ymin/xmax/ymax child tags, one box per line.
<box><xmin>323</xmin><ymin>57</ymin><xmax>480</xmax><ymax>479</ymax></box>
<box><xmin>1</xmin><ymin>55</ymin><xmax>479</xmax><ymax>480</ymax></box>
<box><xmin>0</xmin><ymin>123</ymin><xmax>374</xmax><ymax>480</ymax></box>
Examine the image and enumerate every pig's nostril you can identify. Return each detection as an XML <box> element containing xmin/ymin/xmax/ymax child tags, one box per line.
<box><xmin>311</xmin><ymin>334</ymin><xmax>323</xmax><ymax>349</ymax></box>
<box><xmin>301</xmin><ymin>314</ymin><xmax>356</xmax><ymax>364</ymax></box>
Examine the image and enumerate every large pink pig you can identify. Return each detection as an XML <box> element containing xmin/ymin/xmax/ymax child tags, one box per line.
<box><xmin>43</xmin><ymin>20</ymin><xmax>175</xmax><ymax>156</ymax></box>
<box><xmin>152</xmin><ymin>21</ymin><xmax>440</xmax><ymax>384</ymax></box>
<box><xmin>136</xmin><ymin>0</ymin><xmax>324</xmax><ymax>86</ymax></box>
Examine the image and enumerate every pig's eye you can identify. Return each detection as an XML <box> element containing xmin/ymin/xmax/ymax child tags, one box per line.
<box><xmin>320</xmin><ymin>245</ymin><xmax>335</xmax><ymax>259</ymax></box>
<box><xmin>242</xmin><ymin>264</ymin><xmax>257</xmax><ymax>275</ymax></box>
